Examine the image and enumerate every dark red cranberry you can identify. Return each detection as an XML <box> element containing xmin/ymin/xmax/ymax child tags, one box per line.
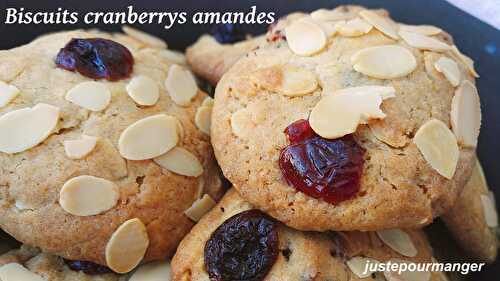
<box><xmin>64</xmin><ymin>259</ymin><xmax>113</xmax><ymax>275</ymax></box>
<box><xmin>211</xmin><ymin>24</ymin><xmax>247</xmax><ymax>44</ymax></box>
<box><xmin>204</xmin><ymin>210</ymin><xmax>279</xmax><ymax>281</ymax></box>
<box><xmin>55</xmin><ymin>38</ymin><xmax>133</xmax><ymax>81</ymax></box>
<box><xmin>279</xmin><ymin>119</ymin><xmax>365</xmax><ymax>204</ymax></box>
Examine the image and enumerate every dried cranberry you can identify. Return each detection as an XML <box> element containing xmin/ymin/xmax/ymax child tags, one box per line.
<box><xmin>211</xmin><ymin>24</ymin><xmax>246</xmax><ymax>44</ymax></box>
<box><xmin>64</xmin><ymin>259</ymin><xmax>112</xmax><ymax>275</ymax></box>
<box><xmin>204</xmin><ymin>210</ymin><xmax>279</xmax><ymax>281</ymax></box>
<box><xmin>55</xmin><ymin>38</ymin><xmax>133</xmax><ymax>81</ymax></box>
<box><xmin>279</xmin><ymin>119</ymin><xmax>365</xmax><ymax>204</ymax></box>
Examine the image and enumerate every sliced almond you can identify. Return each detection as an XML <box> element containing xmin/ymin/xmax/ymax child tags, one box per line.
<box><xmin>346</xmin><ymin>257</ymin><xmax>380</xmax><ymax>278</ymax></box>
<box><xmin>230</xmin><ymin>108</ymin><xmax>252</xmax><ymax>138</ymax></box>
<box><xmin>174</xmin><ymin>117</ymin><xmax>185</xmax><ymax>141</ymax></box>
<box><xmin>129</xmin><ymin>261</ymin><xmax>171</xmax><ymax>281</ymax></box>
<box><xmin>201</xmin><ymin>96</ymin><xmax>214</xmax><ymax>108</ymax></box>
<box><xmin>336</xmin><ymin>18</ymin><xmax>373</xmax><ymax>37</ymax></box>
<box><xmin>450</xmin><ymin>81</ymin><xmax>481</xmax><ymax>147</ymax></box>
<box><xmin>0</xmin><ymin>81</ymin><xmax>20</xmax><ymax>108</ymax></box>
<box><xmin>154</xmin><ymin>147</ymin><xmax>203</xmax><ymax>177</ymax></box>
<box><xmin>279</xmin><ymin>65</ymin><xmax>318</xmax><ymax>96</ymax></box>
<box><xmin>359</xmin><ymin>10</ymin><xmax>399</xmax><ymax>39</ymax></box>
<box><xmin>434</xmin><ymin>57</ymin><xmax>461</xmax><ymax>86</ymax></box>
<box><xmin>384</xmin><ymin>259</ymin><xmax>431</xmax><ymax>281</ymax></box>
<box><xmin>351</xmin><ymin>45</ymin><xmax>417</xmax><ymax>79</ymax></box>
<box><xmin>413</xmin><ymin>119</ymin><xmax>459</xmax><ymax>179</ymax></box>
<box><xmin>285</xmin><ymin>19</ymin><xmax>327</xmax><ymax>56</ymax></box>
<box><xmin>0</xmin><ymin>103</ymin><xmax>59</xmax><ymax>154</ymax></box>
<box><xmin>126</xmin><ymin>76</ymin><xmax>160</xmax><ymax>106</ymax></box>
<box><xmin>376</xmin><ymin>229</ymin><xmax>418</xmax><ymax>257</ymax></box>
<box><xmin>59</xmin><ymin>175</ymin><xmax>119</xmax><ymax>216</ymax></box>
<box><xmin>165</xmin><ymin>65</ymin><xmax>198</xmax><ymax>106</ymax></box>
<box><xmin>451</xmin><ymin>45</ymin><xmax>479</xmax><ymax>77</ymax></box>
<box><xmin>311</xmin><ymin>9</ymin><xmax>351</xmax><ymax>21</ymax></box>
<box><xmin>399</xmin><ymin>24</ymin><xmax>442</xmax><ymax>35</ymax></box>
<box><xmin>159</xmin><ymin>49</ymin><xmax>187</xmax><ymax>65</ymax></box>
<box><xmin>118</xmin><ymin>114</ymin><xmax>178</xmax><ymax>160</ymax></box>
<box><xmin>64</xmin><ymin>135</ymin><xmax>98</xmax><ymax>159</ymax></box>
<box><xmin>106</xmin><ymin>218</ymin><xmax>149</xmax><ymax>273</ymax></box>
<box><xmin>0</xmin><ymin>263</ymin><xmax>45</xmax><ymax>281</ymax></box>
<box><xmin>481</xmin><ymin>194</ymin><xmax>498</xmax><ymax>228</ymax></box>
<box><xmin>399</xmin><ymin>31</ymin><xmax>451</xmax><ymax>51</ymax></box>
<box><xmin>184</xmin><ymin>194</ymin><xmax>217</xmax><ymax>222</ymax></box>
<box><xmin>66</xmin><ymin>81</ymin><xmax>111</xmax><ymax>111</ymax></box>
<box><xmin>123</xmin><ymin>26</ymin><xmax>167</xmax><ymax>49</ymax></box>
<box><xmin>310</xmin><ymin>88</ymin><xmax>394</xmax><ymax>138</ymax></box>
<box><xmin>195</xmin><ymin>106</ymin><xmax>212</xmax><ymax>135</ymax></box>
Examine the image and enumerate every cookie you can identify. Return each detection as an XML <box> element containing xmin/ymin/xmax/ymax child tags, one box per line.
<box><xmin>442</xmin><ymin>159</ymin><xmax>499</xmax><ymax>262</ymax></box>
<box><xmin>0</xmin><ymin>244</ymin><xmax>172</xmax><ymax>281</ymax></box>
<box><xmin>0</xmin><ymin>28</ymin><xmax>222</xmax><ymax>272</ymax></box>
<box><xmin>211</xmin><ymin>5</ymin><xmax>478</xmax><ymax>231</ymax></box>
<box><xmin>172</xmin><ymin>188</ymin><xmax>447</xmax><ymax>281</ymax></box>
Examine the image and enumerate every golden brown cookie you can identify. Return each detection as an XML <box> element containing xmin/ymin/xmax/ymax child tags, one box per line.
<box><xmin>442</xmin><ymin>159</ymin><xmax>499</xmax><ymax>262</ymax></box>
<box><xmin>172</xmin><ymin>189</ymin><xmax>447</xmax><ymax>281</ymax></box>
<box><xmin>211</xmin><ymin>5</ymin><xmax>478</xmax><ymax>231</ymax></box>
<box><xmin>0</xmin><ymin>28</ymin><xmax>222</xmax><ymax>272</ymax></box>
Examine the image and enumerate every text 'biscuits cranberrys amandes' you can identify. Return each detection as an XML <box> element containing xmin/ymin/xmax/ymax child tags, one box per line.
<box><xmin>204</xmin><ymin>210</ymin><xmax>279</xmax><ymax>281</ymax></box>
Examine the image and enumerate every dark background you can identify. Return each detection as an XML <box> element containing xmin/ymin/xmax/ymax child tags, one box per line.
<box><xmin>0</xmin><ymin>0</ymin><xmax>499</xmax><ymax>279</ymax></box>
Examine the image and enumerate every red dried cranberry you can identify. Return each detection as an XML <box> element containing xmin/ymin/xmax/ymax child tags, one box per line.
<box><xmin>204</xmin><ymin>210</ymin><xmax>279</xmax><ymax>281</ymax></box>
<box><xmin>279</xmin><ymin>119</ymin><xmax>365</xmax><ymax>204</ymax></box>
<box><xmin>55</xmin><ymin>38</ymin><xmax>133</xmax><ymax>81</ymax></box>
<box><xmin>64</xmin><ymin>259</ymin><xmax>112</xmax><ymax>275</ymax></box>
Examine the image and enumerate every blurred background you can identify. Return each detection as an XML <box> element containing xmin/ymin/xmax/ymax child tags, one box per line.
<box><xmin>0</xmin><ymin>0</ymin><xmax>499</xmax><ymax>280</ymax></box>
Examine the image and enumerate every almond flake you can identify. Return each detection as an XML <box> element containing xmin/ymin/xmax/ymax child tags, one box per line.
<box><xmin>165</xmin><ymin>65</ymin><xmax>198</xmax><ymax>106</ymax></box>
<box><xmin>0</xmin><ymin>81</ymin><xmax>20</xmax><ymax>108</ymax></box>
<box><xmin>126</xmin><ymin>76</ymin><xmax>160</xmax><ymax>106</ymax></box>
<box><xmin>351</xmin><ymin>45</ymin><xmax>417</xmax><ymax>79</ymax></box>
<box><xmin>310</xmin><ymin>87</ymin><xmax>394</xmax><ymax>138</ymax></box>
<box><xmin>118</xmin><ymin>114</ymin><xmax>178</xmax><ymax>160</ymax></box>
<box><xmin>129</xmin><ymin>261</ymin><xmax>171</xmax><ymax>281</ymax></box>
<box><xmin>399</xmin><ymin>24</ymin><xmax>442</xmax><ymax>35</ymax></box>
<box><xmin>311</xmin><ymin>9</ymin><xmax>352</xmax><ymax>21</ymax></box>
<box><xmin>331</xmin><ymin>85</ymin><xmax>396</xmax><ymax>99</ymax></box>
<box><xmin>399</xmin><ymin>31</ymin><xmax>451</xmax><ymax>51</ymax></box>
<box><xmin>59</xmin><ymin>175</ymin><xmax>119</xmax><ymax>216</ymax></box>
<box><xmin>359</xmin><ymin>10</ymin><xmax>399</xmax><ymax>39</ymax></box>
<box><xmin>0</xmin><ymin>103</ymin><xmax>59</xmax><ymax>154</ymax></box>
<box><xmin>346</xmin><ymin>257</ymin><xmax>380</xmax><ymax>278</ymax></box>
<box><xmin>285</xmin><ymin>18</ymin><xmax>327</xmax><ymax>56</ymax></box>
<box><xmin>0</xmin><ymin>263</ymin><xmax>45</xmax><ymax>281</ymax></box>
<box><xmin>66</xmin><ymin>81</ymin><xmax>111</xmax><ymax>111</ymax></box>
<box><xmin>451</xmin><ymin>81</ymin><xmax>481</xmax><ymax>147</ymax></box>
<box><xmin>154</xmin><ymin>147</ymin><xmax>203</xmax><ymax>177</ymax></box>
<box><xmin>434</xmin><ymin>57</ymin><xmax>461</xmax><ymax>86</ymax></box>
<box><xmin>230</xmin><ymin>108</ymin><xmax>251</xmax><ymax>138</ymax></box>
<box><xmin>159</xmin><ymin>49</ymin><xmax>187</xmax><ymax>65</ymax></box>
<box><xmin>195</xmin><ymin>105</ymin><xmax>212</xmax><ymax>135</ymax></box>
<box><xmin>106</xmin><ymin>218</ymin><xmax>149</xmax><ymax>273</ymax></box>
<box><xmin>384</xmin><ymin>259</ymin><xmax>431</xmax><ymax>281</ymax></box>
<box><xmin>184</xmin><ymin>194</ymin><xmax>216</xmax><ymax>222</ymax></box>
<box><xmin>376</xmin><ymin>229</ymin><xmax>418</xmax><ymax>257</ymax></box>
<box><xmin>414</xmin><ymin>119</ymin><xmax>459</xmax><ymax>179</ymax></box>
<box><xmin>481</xmin><ymin>194</ymin><xmax>498</xmax><ymax>228</ymax></box>
<box><xmin>279</xmin><ymin>65</ymin><xmax>319</xmax><ymax>96</ymax></box>
<box><xmin>451</xmin><ymin>45</ymin><xmax>479</xmax><ymax>78</ymax></box>
<box><xmin>174</xmin><ymin>117</ymin><xmax>185</xmax><ymax>141</ymax></box>
<box><xmin>201</xmin><ymin>96</ymin><xmax>214</xmax><ymax>108</ymax></box>
<box><xmin>64</xmin><ymin>135</ymin><xmax>98</xmax><ymax>159</ymax></box>
<box><xmin>336</xmin><ymin>18</ymin><xmax>373</xmax><ymax>37</ymax></box>
<box><xmin>123</xmin><ymin>25</ymin><xmax>167</xmax><ymax>49</ymax></box>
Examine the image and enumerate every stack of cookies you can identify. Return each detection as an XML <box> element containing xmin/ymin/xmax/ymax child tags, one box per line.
<box><xmin>0</xmin><ymin>4</ymin><xmax>497</xmax><ymax>281</ymax></box>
